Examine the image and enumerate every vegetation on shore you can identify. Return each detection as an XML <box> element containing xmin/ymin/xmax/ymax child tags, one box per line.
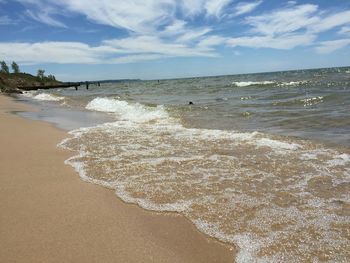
<box><xmin>0</xmin><ymin>61</ymin><xmax>61</xmax><ymax>93</ymax></box>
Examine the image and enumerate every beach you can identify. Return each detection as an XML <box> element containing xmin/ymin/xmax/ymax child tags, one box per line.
<box><xmin>1</xmin><ymin>67</ymin><xmax>349</xmax><ymax>262</ymax></box>
<box><xmin>0</xmin><ymin>94</ymin><xmax>235</xmax><ymax>263</ymax></box>
<box><xmin>2</xmin><ymin>0</ymin><xmax>350</xmax><ymax>261</ymax></box>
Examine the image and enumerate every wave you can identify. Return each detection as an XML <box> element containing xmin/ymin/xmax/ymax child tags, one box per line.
<box><xmin>232</xmin><ymin>80</ymin><xmax>309</xmax><ymax>88</ymax></box>
<box><xmin>271</xmin><ymin>96</ymin><xmax>324</xmax><ymax>107</ymax></box>
<box><xmin>86</xmin><ymin>97</ymin><xmax>169</xmax><ymax>123</ymax></box>
<box><xmin>22</xmin><ymin>91</ymin><xmax>64</xmax><ymax>102</ymax></box>
<box><xmin>232</xmin><ymin>81</ymin><xmax>275</xmax><ymax>87</ymax></box>
<box><xmin>301</xmin><ymin>96</ymin><xmax>324</xmax><ymax>106</ymax></box>
<box><xmin>277</xmin><ymin>80</ymin><xmax>309</xmax><ymax>87</ymax></box>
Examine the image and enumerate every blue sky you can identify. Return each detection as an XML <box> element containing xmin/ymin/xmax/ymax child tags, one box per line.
<box><xmin>0</xmin><ymin>0</ymin><xmax>350</xmax><ymax>81</ymax></box>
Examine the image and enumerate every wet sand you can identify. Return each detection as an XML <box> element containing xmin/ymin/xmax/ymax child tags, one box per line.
<box><xmin>0</xmin><ymin>95</ymin><xmax>235</xmax><ymax>263</ymax></box>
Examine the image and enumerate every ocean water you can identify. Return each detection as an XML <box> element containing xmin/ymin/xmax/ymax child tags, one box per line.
<box><xmin>20</xmin><ymin>67</ymin><xmax>350</xmax><ymax>262</ymax></box>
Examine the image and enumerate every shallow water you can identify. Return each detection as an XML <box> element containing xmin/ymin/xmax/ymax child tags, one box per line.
<box><xmin>20</xmin><ymin>67</ymin><xmax>350</xmax><ymax>262</ymax></box>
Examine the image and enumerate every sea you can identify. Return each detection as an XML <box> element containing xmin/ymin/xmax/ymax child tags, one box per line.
<box><xmin>17</xmin><ymin>67</ymin><xmax>350</xmax><ymax>262</ymax></box>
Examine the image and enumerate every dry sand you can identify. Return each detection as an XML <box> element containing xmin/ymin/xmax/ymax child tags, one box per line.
<box><xmin>0</xmin><ymin>94</ymin><xmax>236</xmax><ymax>263</ymax></box>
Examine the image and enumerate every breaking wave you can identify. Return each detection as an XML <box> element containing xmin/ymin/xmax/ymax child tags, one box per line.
<box><xmin>232</xmin><ymin>81</ymin><xmax>275</xmax><ymax>87</ymax></box>
<box><xmin>86</xmin><ymin>97</ymin><xmax>169</xmax><ymax>123</ymax></box>
<box><xmin>22</xmin><ymin>91</ymin><xmax>64</xmax><ymax>102</ymax></box>
<box><xmin>232</xmin><ymin>80</ymin><xmax>310</xmax><ymax>88</ymax></box>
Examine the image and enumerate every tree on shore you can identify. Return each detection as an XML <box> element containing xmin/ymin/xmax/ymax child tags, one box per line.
<box><xmin>37</xmin><ymin>69</ymin><xmax>45</xmax><ymax>79</ymax></box>
<box><xmin>0</xmin><ymin>61</ymin><xmax>9</xmax><ymax>74</ymax></box>
<box><xmin>11</xmin><ymin>61</ymin><xmax>20</xmax><ymax>73</ymax></box>
<box><xmin>47</xmin><ymin>74</ymin><xmax>56</xmax><ymax>81</ymax></box>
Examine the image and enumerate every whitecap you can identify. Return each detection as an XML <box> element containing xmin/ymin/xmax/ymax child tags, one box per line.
<box><xmin>232</xmin><ymin>81</ymin><xmax>275</xmax><ymax>87</ymax></box>
<box><xmin>86</xmin><ymin>97</ymin><xmax>169</xmax><ymax>123</ymax></box>
<box><xmin>24</xmin><ymin>92</ymin><xmax>64</xmax><ymax>101</ymax></box>
<box><xmin>278</xmin><ymin>80</ymin><xmax>308</xmax><ymax>87</ymax></box>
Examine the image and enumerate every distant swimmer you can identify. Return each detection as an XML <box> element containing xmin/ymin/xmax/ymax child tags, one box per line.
<box><xmin>189</xmin><ymin>101</ymin><xmax>194</xmax><ymax>105</ymax></box>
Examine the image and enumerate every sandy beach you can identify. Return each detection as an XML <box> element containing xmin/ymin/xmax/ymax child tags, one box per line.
<box><xmin>0</xmin><ymin>94</ymin><xmax>235</xmax><ymax>263</ymax></box>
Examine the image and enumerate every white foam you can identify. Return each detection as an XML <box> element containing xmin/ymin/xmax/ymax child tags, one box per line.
<box><xmin>327</xmin><ymin>153</ymin><xmax>350</xmax><ymax>166</ymax></box>
<box><xmin>278</xmin><ymin>80</ymin><xmax>308</xmax><ymax>86</ymax></box>
<box><xmin>115</xmin><ymin>183</ymin><xmax>193</xmax><ymax>212</ymax></box>
<box><xmin>255</xmin><ymin>138</ymin><xmax>301</xmax><ymax>151</ymax></box>
<box><xmin>62</xmin><ymin>151</ymin><xmax>117</xmax><ymax>191</ymax></box>
<box><xmin>22</xmin><ymin>92</ymin><xmax>64</xmax><ymax>101</ymax></box>
<box><xmin>232</xmin><ymin>233</ymin><xmax>264</xmax><ymax>263</ymax></box>
<box><xmin>232</xmin><ymin>81</ymin><xmax>274</xmax><ymax>87</ymax></box>
<box><xmin>21</xmin><ymin>91</ymin><xmax>36</xmax><ymax>98</ymax></box>
<box><xmin>86</xmin><ymin>97</ymin><xmax>169</xmax><ymax>123</ymax></box>
<box><xmin>299</xmin><ymin>152</ymin><xmax>318</xmax><ymax>160</ymax></box>
<box><xmin>58</xmin><ymin>104</ymin><xmax>350</xmax><ymax>263</ymax></box>
<box><xmin>301</xmin><ymin>96</ymin><xmax>323</xmax><ymax>106</ymax></box>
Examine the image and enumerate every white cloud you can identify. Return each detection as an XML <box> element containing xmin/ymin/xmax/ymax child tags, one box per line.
<box><xmin>15</xmin><ymin>0</ymin><xmax>231</xmax><ymax>33</ymax></box>
<box><xmin>0</xmin><ymin>42</ymin><xmax>117</xmax><ymax>64</ymax></box>
<box><xmin>339</xmin><ymin>26</ymin><xmax>350</xmax><ymax>36</ymax></box>
<box><xmin>64</xmin><ymin>0</ymin><xmax>176</xmax><ymax>33</ymax></box>
<box><xmin>162</xmin><ymin>20</ymin><xmax>187</xmax><ymax>36</ymax></box>
<box><xmin>0</xmin><ymin>36</ymin><xmax>217</xmax><ymax>65</ymax></box>
<box><xmin>235</xmin><ymin>3</ymin><xmax>350</xmax><ymax>52</ymax></box>
<box><xmin>180</xmin><ymin>0</ymin><xmax>205</xmax><ymax>17</ymax></box>
<box><xmin>315</xmin><ymin>39</ymin><xmax>350</xmax><ymax>54</ymax></box>
<box><xmin>103</xmin><ymin>35</ymin><xmax>216</xmax><ymax>57</ymax></box>
<box><xmin>225</xmin><ymin>4</ymin><xmax>320</xmax><ymax>49</ymax></box>
<box><xmin>3</xmin><ymin>0</ymin><xmax>350</xmax><ymax>65</ymax></box>
<box><xmin>16</xmin><ymin>0</ymin><xmax>175</xmax><ymax>33</ymax></box>
<box><xmin>234</xmin><ymin>1</ymin><xmax>262</xmax><ymax>16</ymax></box>
<box><xmin>25</xmin><ymin>9</ymin><xmax>66</xmax><ymax>28</ymax></box>
<box><xmin>245</xmin><ymin>4</ymin><xmax>319</xmax><ymax>36</ymax></box>
<box><xmin>12</xmin><ymin>1</ymin><xmax>350</xmax><ymax>38</ymax></box>
<box><xmin>226</xmin><ymin>33</ymin><xmax>316</xmax><ymax>49</ymax></box>
<box><xmin>161</xmin><ymin>20</ymin><xmax>212</xmax><ymax>43</ymax></box>
<box><xmin>309</xmin><ymin>10</ymin><xmax>350</xmax><ymax>33</ymax></box>
<box><xmin>17</xmin><ymin>0</ymin><xmax>224</xmax><ymax>32</ymax></box>
<box><xmin>244</xmin><ymin>4</ymin><xmax>350</xmax><ymax>37</ymax></box>
<box><xmin>180</xmin><ymin>0</ymin><xmax>233</xmax><ymax>18</ymax></box>
<box><xmin>176</xmin><ymin>27</ymin><xmax>212</xmax><ymax>42</ymax></box>
<box><xmin>197</xmin><ymin>35</ymin><xmax>226</xmax><ymax>48</ymax></box>
<box><xmin>205</xmin><ymin>0</ymin><xmax>232</xmax><ymax>18</ymax></box>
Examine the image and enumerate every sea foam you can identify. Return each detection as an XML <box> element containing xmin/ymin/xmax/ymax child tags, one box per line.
<box><xmin>22</xmin><ymin>92</ymin><xmax>64</xmax><ymax>102</ymax></box>
<box><xmin>34</xmin><ymin>93</ymin><xmax>64</xmax><ymax>101</ymax></box>
<box><xmin>86</xmin><ymin>97</ymin><xmax>169</xmax><ymax>123</ymax></box>
<box><xmin>232</xmin><ymin>81</ymin><xmax>275</xmax><ymax>87</ymax></box>
<box><xmin>58</xmin><ymin>96</ymin><xmax>350</xmax><ymax>263</ymax></box>
<box><xmin>277</xmin><ymin>80</ymin><xmax>308</xmax><ymax>86</ymax></box>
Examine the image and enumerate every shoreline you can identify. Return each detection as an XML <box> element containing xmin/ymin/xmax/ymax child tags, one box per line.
<box><xmin>0</xmin><ymin>94</ymin><xmax>236</xmax><ymax>262</ymax></box>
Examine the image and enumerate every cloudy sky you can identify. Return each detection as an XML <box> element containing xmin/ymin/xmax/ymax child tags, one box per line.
<box><xmin>0</xmin><ymin>0</ymin><xmax>350</xmax><ymax>80</ymax></box>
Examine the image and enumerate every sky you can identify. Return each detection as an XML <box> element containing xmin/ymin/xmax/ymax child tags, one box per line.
<box><xmin>0</xmin><ymin>0</ymin><xmax>350</xmax><ymax>81</ymax></box>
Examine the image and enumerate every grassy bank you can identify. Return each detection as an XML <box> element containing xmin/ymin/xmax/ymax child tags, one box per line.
<box><xmin>0</xmin><ymin>72</ymin><xmax>61</xmax><ymax>93</ymax></box>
